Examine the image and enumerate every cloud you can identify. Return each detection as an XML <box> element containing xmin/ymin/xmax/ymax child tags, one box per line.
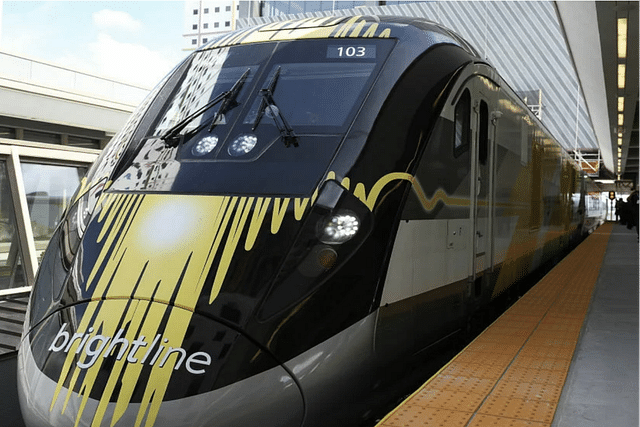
<box><xmin>87</xmin><ymin>33</ymin><xmax>175</xmax><ymax>88</ymax></box>
<box><xmin>93</xmin><ymin>9</ymin><xmax>143</xmax><ymax>33</ymax></box>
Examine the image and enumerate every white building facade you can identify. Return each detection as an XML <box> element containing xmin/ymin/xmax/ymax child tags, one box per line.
<box><xmin>183</xmin><ymin>1</ymin><xmax>241</xmax><ymax>50</ymax></box>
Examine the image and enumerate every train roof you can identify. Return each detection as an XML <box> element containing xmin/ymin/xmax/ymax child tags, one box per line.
<box><xmin>201</xmin><ymin>15</ymin><xmax>481</xmax><ymax>59</ymax></box>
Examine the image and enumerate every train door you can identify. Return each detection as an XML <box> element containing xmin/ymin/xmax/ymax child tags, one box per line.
<box><xmin>469</xmin><ymin>77</ymin><xmax>497</xmax><ymax>297</ymax></box>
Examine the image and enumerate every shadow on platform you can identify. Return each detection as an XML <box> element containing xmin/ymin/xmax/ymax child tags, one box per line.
<box><xmin>1</xmin><ymin>352</ymin><xmax>25</xmax><ymax>427</ymax></box>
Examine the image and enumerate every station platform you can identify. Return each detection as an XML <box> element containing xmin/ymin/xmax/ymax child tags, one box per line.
<box><xmin>375</xmin><ymin>222</ymin><xmax>639</xmax><ymax>427</ymax></box>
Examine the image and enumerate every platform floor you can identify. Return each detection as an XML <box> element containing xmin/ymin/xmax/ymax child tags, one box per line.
<box><xmin>375</xmin><ymin>222</ymin><xmax>639</xmax><ymax>427</ymax></box>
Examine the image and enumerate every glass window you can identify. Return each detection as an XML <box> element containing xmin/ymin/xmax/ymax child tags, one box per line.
<box><xmin>243</xmin><ymin>62</ymin><xmax>376</xmax><ymax>128</ymax></box>
<box><xmin>193</xmin><ymin>24</ymin><xmax>198</xmax><ymax>30</ymax></box>
<box><xmin>215</xmin><ymin>7</ymin><xmax>220</xmax><ymax>12</ymax></box>
<box><xmin>204</xmin><ymin>8</ymin><xmax>209</xmax><ymax>13</ymax></box>
<box><xmin>479</xmin><ymin>100</ymin><xmax>489</xmax><ymax>165</ymax></box>
<box><xmin>204</xmin><ymin>23</ymin><xmax>209</xmax><ymax>29</ymax></box>
<box><xmin>23</xmin><ymin>129</ymin><xmax>61</xmax><ymax>145</ymax></box>
<box><xmin>20</xmin><ymin>163</ymin><xmax>86</xmax><ymax>255</ymax></box>
<box><xmin>454</xmin><ymin>89</ymin><xmax>471</xmax><ymax>156</ymax></box>
<box><xmin>0</xmin><ymin>127</ymin><xmax>16</xmax><ymax>139</ymax></box>
<box><xmin>193</xmin><ymin>9</ymin><xmax>198</xmax><ymax>14</ymax></box>
<box><xmin>226</xmin><ymin>6</ymin><xmax>231</xmax><ymax>11</ymax></box>
<box><xmin>192</xmin><ymin>39</ymin><xmax>197</xmax><ymax>45</ymax></box>
<box><xmin>225</xmin><ymin>21</ymin><xmax>230</xmax><ymax>27</ymax></box>
<box><xmin>110</xmin><ymin>39</ymin><xmax>395</xmax><ymax>196</ymax></box>
<box><xmin>214</xmin><ymin>22</ymin><xmax>219</xmax><ymax>28</ymax></box>
<box><xmin>0</xmin><ymin>161</ymin><xmax>27</xmax><ymax>290</ymax></box>
<box><xmin>67</xmin><ymin>135</ymin><xmax>100</xmax><ymax>149</ymax></box>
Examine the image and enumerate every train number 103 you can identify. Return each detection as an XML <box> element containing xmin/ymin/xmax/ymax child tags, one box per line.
<box><xmin>327</xmin><ymin>45</ymin><xmax>376</xmax><ymax>59</ymax></box>
<box><xmin>338</xmin><ymin>46</ymin><xmax>366</xmax><ymax>57</ymax></box>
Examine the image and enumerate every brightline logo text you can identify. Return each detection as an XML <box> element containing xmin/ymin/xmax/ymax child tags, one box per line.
<box><xmin>48</xmin><ymin>323</ymin><xmax>212</xmax><ymax>375</ymax></box>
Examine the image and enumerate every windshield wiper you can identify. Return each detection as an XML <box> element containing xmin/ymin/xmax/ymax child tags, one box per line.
<box><xmin>208</xmin><ymin>67</ymin><xmax>251</xmax><ymax>132</ymax></box>
<box><xmin>161</xmin><ymin>68</ymin><xmax>251</xmax><ymax>147</ymax></box>
<box><xmin>252</xmin><ymin>67</ymin><xmax>299</xmax><ymax>148</ymax></box>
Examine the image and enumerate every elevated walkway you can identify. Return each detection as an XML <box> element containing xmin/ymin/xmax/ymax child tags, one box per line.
<box><xmin>0</xmin><ymin>50</ymin><xmax>148</xmax><ymax>139</ymax></box>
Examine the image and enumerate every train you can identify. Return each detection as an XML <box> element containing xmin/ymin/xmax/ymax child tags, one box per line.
<box><xmin>17</xmin><ymin>15</ymin><xmax>605</xmax><ymax>427</ymax></box>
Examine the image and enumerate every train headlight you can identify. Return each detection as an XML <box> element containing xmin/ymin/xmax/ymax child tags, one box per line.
<box><xmin>228</xmin><ymin>133</ymin><xmax>258</xmax><ymax>156</ymax></box>
<box><xmin>318</xmin><ymin>210</ymin><xmax>360</xmax><ymax>244</ymax></box>
<box><xmin>192</xmin><ymin>135</ymin><xmax>218</xmax><ymax>156</ymax></box>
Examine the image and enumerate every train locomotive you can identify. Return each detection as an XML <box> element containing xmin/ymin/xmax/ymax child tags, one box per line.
<box><xmin>18</xmin><ymin>15</ymin><xmax>603</xmax><ymax>427</ymax></box>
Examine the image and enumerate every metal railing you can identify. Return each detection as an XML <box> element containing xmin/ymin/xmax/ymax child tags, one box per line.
<box><xmin>0</xmin><ymin>50</ymin><xmax>149</xmax><ymax>107</ymax></box>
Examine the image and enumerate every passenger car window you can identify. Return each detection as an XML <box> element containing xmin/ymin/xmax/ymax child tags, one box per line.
<box><xmin>454</xmin><ymin>89</ymin><xmax>471</xmax><ymax>156</ymax></box>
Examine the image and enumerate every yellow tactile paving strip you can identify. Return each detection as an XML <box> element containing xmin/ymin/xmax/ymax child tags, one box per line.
<box><xmin>376</xmin><ymin>223</ymin><xmax>613</xmax><ymax>427</ymax></box>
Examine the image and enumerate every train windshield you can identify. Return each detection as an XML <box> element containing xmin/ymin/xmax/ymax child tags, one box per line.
<box><xmin>111</xmin><ymin>39</ymin><xmax>395</xmax><ymax>195</ymax></box>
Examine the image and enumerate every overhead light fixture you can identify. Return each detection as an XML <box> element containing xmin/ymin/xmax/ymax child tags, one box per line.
<box><xmin>618</xmin><ymin>113</ymin><xmax>624</xmax><ymax>126</ymax></box>
<box><xmin>618</xmin><ymin>18</ymin><xmax>628</xmax><ymax>59</ymax></box>
<box><xmin>619</xmin><ymin>137</ymin><xmax>623</xmax><ymax>147</ymax></box>
<box><xmin>618</xmin><ymin>64</ymin><xmax>626</xmax><ymax>89</ymax></box>
<box><xmin>618</xmin><ymin>96</ymin><xmax>625</xmax><ymax>112</ymax></box>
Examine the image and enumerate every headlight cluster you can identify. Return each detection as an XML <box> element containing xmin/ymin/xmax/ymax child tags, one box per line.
<box><xmin>318</xmin><ymin>210</ymin><xmax>360</xmax><ymax>245</ymax></box>
<box><xmin>257</xmin><ymin>180</ymin><xmax>373</xmax><ymax>320</ymax></box>
<box><xmin>192</xmin><ymin>133</ymin><xmax>259</xmax><ymax>157</ymax></box>
<box><xmin>228</xmin><ymin>134</ymin><xmax>258</xmax><ymax>157</ymax></box>
<box><xmin>192</xmin><ymin>135</ymin><xmax>219</xmax><ymax>156</ymax></box>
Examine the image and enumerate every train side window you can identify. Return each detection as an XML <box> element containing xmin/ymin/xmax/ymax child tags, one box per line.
<box><xmin>454</xmin><ymin>89</ymin><xmax>471</xmax><ymax>157</ymax></box>
<box><xmin>479</xmin><ymin>100</ymin><xmax>489</xmax><ymax>165</ymax></box>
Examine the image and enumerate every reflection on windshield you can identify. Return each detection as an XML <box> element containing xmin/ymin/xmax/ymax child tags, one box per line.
<box><xmin>111</xmin><ymin>39</ymin><xmax>394</xmax><ymax>196</ymax></box>
<box><xmin>244</xmin><ymin>62</ymin><xmax>376</xmax><ymax>128</ymax></box>
<box><xmin>152</xmin><ymin>48</ymin><xmax>258</xmax><ymax>138</ymax></box>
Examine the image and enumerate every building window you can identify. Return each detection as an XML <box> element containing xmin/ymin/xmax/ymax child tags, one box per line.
<box><xmin>204</xmin><ymin>8</ymin><xmax>209</xmax><ymax>13</ymax></box>
<box><xmin>215</xmin><ymin>6</ymin><xmax>220</xmax><ymax>12</ymax></box>
<box><xmin>67</xmin><ymin>135</ymin><xmax>100</xmax><ymax>149</ymax></box>
<box><xmin>192</xmin><ymin>39</ymin><xmax>197</xmax><ymax>45</ymax></box>
<box><xmin>203</xmin><ymin>38</ymin><xmax>208</xmax><ymax>43</ymax></box>
<box><xmin>0</xmin><ymin>161</ymin><xmax>26</xmax><ymax>290</ymax></box>
<box><xmin>193</xmin><ymin>24</ymin><xmax>197</xmax><ymax>30</ymax></box>
<box><xmin>0</xmin><ymin>126</ymin><xmax>16</xmax><ymax>139</ymax></box>
<box><xmin>20</xmin><ymin>162</ymin><xmax>88</xmax><ymax>243</ymax></box>
<box><xmin>226</xmin><ymin>6</ymin><xmax>231</xmax><ymax>11</ymax></box>
<box><xmin>203</xmin><ymin>23</ymin><xmax>208</xmax><ymax>29</ymax></box>
<box><xmin>225</xmin><ymin>21</ymin><xmax>230</xmax><ymax>27</ymax></box>
<box><xmin>23</xmin><ymin>129</ymin><xmax>61</xmax><ymax>145</ymax></box>
<box><xmin>214</xmin><ymin>22</ymin><xmax>219</xmax><ymax>28</ymax></box>
<box><xmin>193</xmin><ymin>9</ymin><xmax>198</xmax><ymax>15</ymax></box>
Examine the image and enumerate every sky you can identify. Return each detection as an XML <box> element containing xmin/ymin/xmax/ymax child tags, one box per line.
<box><xmin>0</xmin><ymin>1</ymin><xmax>188</xmax><ymax>88</ymax></box>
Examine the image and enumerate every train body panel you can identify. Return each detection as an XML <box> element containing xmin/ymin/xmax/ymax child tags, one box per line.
<box><xmin>17</xmin><ymin>15</ymin><xmax>601</xmax><ymax>427</ymax></box>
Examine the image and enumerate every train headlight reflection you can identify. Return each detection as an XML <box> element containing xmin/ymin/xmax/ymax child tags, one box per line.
<box><xmin>318</xmin><ymin>210</ymin><xmax>360</xmax><ymax>244</ymax></box>
<box><xmin>228</xmin><ymin>134</ymin><xmax>258</xmax><ymax>156</ymax></box>
<box><xmin>192</xmin><ymin>135</ymin><xmax>219</xmax><ymax>156</ymax></box>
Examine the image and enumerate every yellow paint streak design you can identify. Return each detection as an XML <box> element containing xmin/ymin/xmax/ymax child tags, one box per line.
<box><xmin>363</xmin><ymin>23</ymin><xmax>379</xmax><ymax>38</ymax></box>
<box><xmin>210</xmin><ymin>197</ymin><xmax>254</xmax><ymax>303</ymax></box>
<box><xmin>53</xmin><ymin>171</ymin><xmax>423</xmax><ymax>426</ymax></box>
<box><xmin>350</xmin><ymin>20</ymin><xmax>367</xmax><ymax>37</ymax></box>
<box><xmin>335</xmin><ymin>16</ymin><xmax>361</xmax><ymax>38</ymax></box>
<box><xmin>271</xmin><ymin>198</ymin><xmax>290</xmax><ymax>234</ymax></box>
<box><xmin>294</xmin><ymin>198</ymin><xmax>310</xmax><ymax>221</ymax></box>
<box><xmin>211</xmin><ymin>16</ymin><xmax>391</xmax><ymax>48</ymax></box>
<box><xmin>245</xmin><ymin>197</ymin><xmax>271</xmax><ymax>251</ymax></box>
<box><xmin>51</xmin><ymin>194</ymin><xmax>278</xmax><ymax>427</ymax></box>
